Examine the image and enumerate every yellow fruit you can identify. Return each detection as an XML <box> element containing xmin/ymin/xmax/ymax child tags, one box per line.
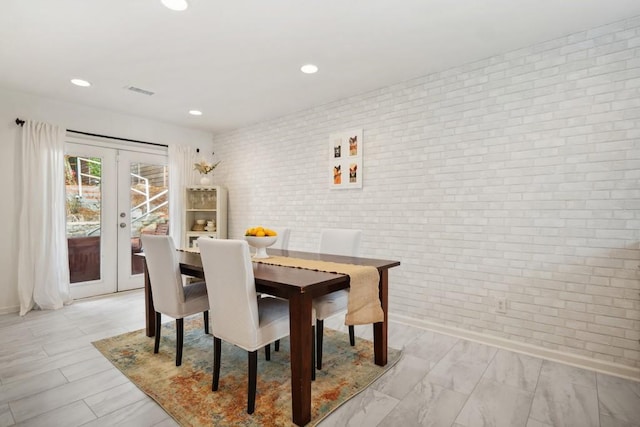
<box><xmin>246</xmin><ymin>226</ymin><xmax>278</xmax><ymax>237</ymax></box>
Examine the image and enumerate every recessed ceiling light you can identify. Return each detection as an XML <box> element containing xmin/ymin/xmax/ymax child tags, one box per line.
<box><xmin>70</xmin><ymin>78</ymin><xmax>91</xmax><ymax>87</ymax></box>
<box><xmin>300</xmin><ymin>64</ymin><xmax>318</xmax><ymax>74</ymax></box>
<box><xmin>189</xmin><ymin>110</ymin><xmax>203</xmax><ymax>116</ymax></box>
<box><xmin>161</xmin><ymin>0</ymin><xmax>188</xmax><ymax>11</ymax></box>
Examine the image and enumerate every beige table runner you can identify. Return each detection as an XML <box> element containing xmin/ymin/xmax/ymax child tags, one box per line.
<box><xmin>254</xmin><ymin>256</ymin><xmax>384</xmax><ymax>325</ymax></box>
<box><xmin>179</xmin><ymin>248</ymin><xmax>199</xmax><ymax>253</ymax></box>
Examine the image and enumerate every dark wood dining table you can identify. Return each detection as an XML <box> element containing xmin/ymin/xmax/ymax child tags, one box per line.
<box><xmin>140</xmin><ymin>248</ymin><xmax>400</xmax><ymax>426</ymax></box>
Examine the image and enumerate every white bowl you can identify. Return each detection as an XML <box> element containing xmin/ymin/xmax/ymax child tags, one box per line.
<box><xmin>195</xmin><ymin>219</ymin><xmax>206</xmax><ymax>225</ymax></box>
<box><xmin>244</xmin><ymin>235</ymin><xmax>278</xmax><ymax>259</ymax></box>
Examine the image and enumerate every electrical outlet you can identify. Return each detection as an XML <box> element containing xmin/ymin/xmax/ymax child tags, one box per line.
<box><xmin>496</xmin><ymin>297</ymin><xmax>507</xmax><ymax>314</ymax></box>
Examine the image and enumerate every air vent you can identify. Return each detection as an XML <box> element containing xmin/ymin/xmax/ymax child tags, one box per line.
<box><xmin>125</xmin><ymin>86</ymin><xmax>155</xmax><ymax>96</ymax></box>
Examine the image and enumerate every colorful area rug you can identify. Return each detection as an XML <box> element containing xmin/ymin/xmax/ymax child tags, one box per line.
<box><xmin>93</xmin><ymin>316</ymin><xmax>401</xmax><ymax>426</ymax></box>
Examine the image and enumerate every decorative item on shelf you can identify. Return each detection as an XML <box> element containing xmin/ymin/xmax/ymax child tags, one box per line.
<box><xmin>192</xmin><ymin>219</ymin><xmax>206</xmax><ymax>231</ymax></box>
<box><xmin>194</xmin><ymin>152</ymin><xmax>220</xmax><ymax>186</ymax></box>
<box><xmin>244</xmin><ymin>226</ymin><xmax>278</xmax><ymax>259</ymax></box>
<box><xmin>205</xmin><ymin>220</ymin><xmax>216</xmax><ymax>232</ymax></box>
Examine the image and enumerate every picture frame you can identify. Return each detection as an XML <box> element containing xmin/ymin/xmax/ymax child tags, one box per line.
<box><xmin>329</xmin><ymin>129</ymin><xmax>362</xmax><ymax>189</ymax></box>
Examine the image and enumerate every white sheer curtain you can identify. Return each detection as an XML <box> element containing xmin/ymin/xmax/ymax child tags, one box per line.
<box><xmin>18</xmin><ymin>120</ymin><xmax>72</xmax><ymax>316</ymax></box>
<box><xmin>168</xmin><ymin>144</ymin><xmax>197</xmax><ymax>248</ymax></box>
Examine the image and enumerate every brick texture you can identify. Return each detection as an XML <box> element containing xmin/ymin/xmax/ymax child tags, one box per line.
<box><xmin>213</xmin><ymin>17</ymin><xmax>640</xmax><ymax>369</ymax></box>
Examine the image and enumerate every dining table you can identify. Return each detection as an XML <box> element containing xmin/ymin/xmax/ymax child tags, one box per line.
<box><xmin>140</xmin><ymin>248</ymin><xmax>400</xmax><ymax>426</ymax></box>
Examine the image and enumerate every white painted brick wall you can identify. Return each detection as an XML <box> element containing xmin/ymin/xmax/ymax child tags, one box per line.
<box><xmin>212</xmin><ymin>17</ymin><xmax>640</xmax><ymax>369</ymax></box>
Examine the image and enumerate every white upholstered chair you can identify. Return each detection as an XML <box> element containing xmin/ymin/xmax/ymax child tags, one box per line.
<box><xmin>198</xmin><ymin>237</ymin><xmax>291</xmax><ymax>414</ymax></box>
<box><xmin>312</xmin><ymin>228</ymin><xmax>361</xmax><ymax>370</ymax></box>
<box><xmin>140</xmin><ymin>234</ymin><xmax>209</xmax><ymax>366</ymax></box>
<box><xmin>269</xmin><ymin>227</ymin><xmax>291</xmax><ymax>251</ymax></box>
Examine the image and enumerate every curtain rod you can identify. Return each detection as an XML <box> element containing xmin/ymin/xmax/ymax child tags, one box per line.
<box><xmin>15</xmin><ymin>118</ymin><xmax>168</xmax><ymax>148</ymax></box>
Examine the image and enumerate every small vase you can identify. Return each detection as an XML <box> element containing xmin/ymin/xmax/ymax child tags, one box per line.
<box><xmin>199</xmin><ymin>175</ymin><xmax>211</xmax><ymax>186</ymax></box>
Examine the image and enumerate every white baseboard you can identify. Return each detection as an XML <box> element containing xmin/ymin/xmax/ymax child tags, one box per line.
<box><xmin>0</xmin><ymin>305</ymin><xmax>20</xmax><ymax>315</ymax></box>
<box><xmin>390</xmin><ymin>313</ymin><xmax>640</xmax><ymax>382</ymax></box>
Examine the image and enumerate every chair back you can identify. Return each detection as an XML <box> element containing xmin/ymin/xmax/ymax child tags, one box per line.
<box><xmin>198</xmin><ymin>238</ymin><xmax>260</xmax><ymax>350</ymax></box>
<box><xmin>270</xmin><ymin>227</ymin><xmax>291</xmax><ymax>250</ymax></box>
<box><xmin>319</xmin><ymin>228</ymin><xmax>362</xmax><ymax>257</ymax></box>
<box><xmin>140</xmin><ymin>235</ymin><xmax>186</xmax><ymax>314</ymax></box>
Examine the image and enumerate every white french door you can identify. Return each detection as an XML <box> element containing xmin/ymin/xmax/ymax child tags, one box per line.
<box><xmin>65</xmin><ymin>141</ymin><xmax>168</xmax><ymax>299</ymax></box>
<box><xmin>117</xmin><ymin>150</ymin><xmax>169</xmax><ymax>291</ymax></box>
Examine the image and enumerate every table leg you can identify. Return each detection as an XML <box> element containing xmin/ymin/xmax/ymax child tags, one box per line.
<box><xmin>288</xmin><ymin>293</ymin><xmax>313</xmax><ymax>426</ymax></box>
<box><xmin>143</xmin><ymin>258</ymin><xmax>156</xmax><ymax>337</ymax></box>
<box><xmin>373</xmin><ymin>268</ymin><xmax>388</xmax><ymax>366</ymax></box>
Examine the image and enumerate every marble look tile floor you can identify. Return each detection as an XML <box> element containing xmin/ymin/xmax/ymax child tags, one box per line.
<box><xmin>0</xmin><ymin>291</ymin><xmax>638</xmax><ymax>427</ymax></box>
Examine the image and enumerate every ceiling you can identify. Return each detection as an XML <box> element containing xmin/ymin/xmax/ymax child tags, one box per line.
<box><xmin>2</xmin><ymin>1</ymin><xmax>640</xmax><ymax>135</ymax></box>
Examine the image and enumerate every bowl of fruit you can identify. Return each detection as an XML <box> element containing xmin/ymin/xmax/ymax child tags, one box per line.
<box><xmin>244</xmin><ymin>227</ymin><xmax>278</xmax><ymax>259</ymax></box>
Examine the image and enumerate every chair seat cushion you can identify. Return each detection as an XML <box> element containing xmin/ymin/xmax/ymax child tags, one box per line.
<box><xmin>183</xmin><ymin>280</ymin><xmax>207</xmax><ymax>300</ymax></box>
<box><xmin>254</xmin><ymin>297</ymin><xmax>290</xmax><ymax>349</ymax></box>
<box><xmin>313</xmin><ymin>289</ymin><xmax>349</xmax><ymax>320</ymax></box>
<box><xmin>180</xmin><ymin>280</ymin><xmax>209</xmax><ymax>317</ymax></box>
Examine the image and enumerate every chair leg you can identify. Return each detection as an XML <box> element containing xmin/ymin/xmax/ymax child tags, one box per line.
<box><xmin>212</xmin><ymin>337</ymin><xmax>221</xmax><ymax>391</ymax></box>
<box><xmin>248</xmin><ymin>350</ymin><xmax>258</xmax><ymax>414</ymax></box>
<box><xmin>203</xmin><ymin>310</ymin><xmax>209</xmax><ymax>335</ymax></box>
<box><xmin>311</xmin><ymin>325</ymin><xmax>316</xmax><ymax>381</ymax></box>
<box><xmin>265</xmin><ymin>344</ymin><xmax>271</xmax><ymax>361</ymax></box>
<box><xmin>176</xmin><ymin>318</ymin><xmax>184</xmax><ymax>366</ymax></box>
<box><xmin>275</xmin><ymin>339</ymin><xmax>280</xmax><ymax>352</ymax></box>
<box><xmin>316</xmin><ymin>319</ymin><xmax>324</xmax><ymax>370</ymax></box>
<box><xmin>154</xmin><ymin>312</ymin><xmax>161</xmax><ymax>354</ymax></box>
<box><xmin>349</xmin><ymin>325</ymin><xmax>355</xmax><ymax>346</ymax></box>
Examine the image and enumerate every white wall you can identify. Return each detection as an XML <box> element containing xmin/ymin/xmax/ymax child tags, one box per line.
<box><xmin>0</xmin><ymin>86</ymin><xmax>213</xmax><ymax>313</ymax></box>
<box><xmin>213</xmin><ymin>17</ymin><xmax>640</xmax><ymax>372</ymax></box>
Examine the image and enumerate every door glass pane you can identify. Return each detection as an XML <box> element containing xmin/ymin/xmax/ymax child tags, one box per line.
<box><xmin>130</xmin><ymin>162</ymin><xmax>169</xmax><ymax>275</ymax></box>
<box><xmin>65</xmin><ymin>155</ymin><xmax>102</xmax><ymax>283</ymax></box>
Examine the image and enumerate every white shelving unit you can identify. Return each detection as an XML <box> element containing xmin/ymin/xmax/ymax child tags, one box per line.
<box><xmin>184</xmin><ymin>186</ymin><xmax>227</xmax><ymax>248</ymax></box>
